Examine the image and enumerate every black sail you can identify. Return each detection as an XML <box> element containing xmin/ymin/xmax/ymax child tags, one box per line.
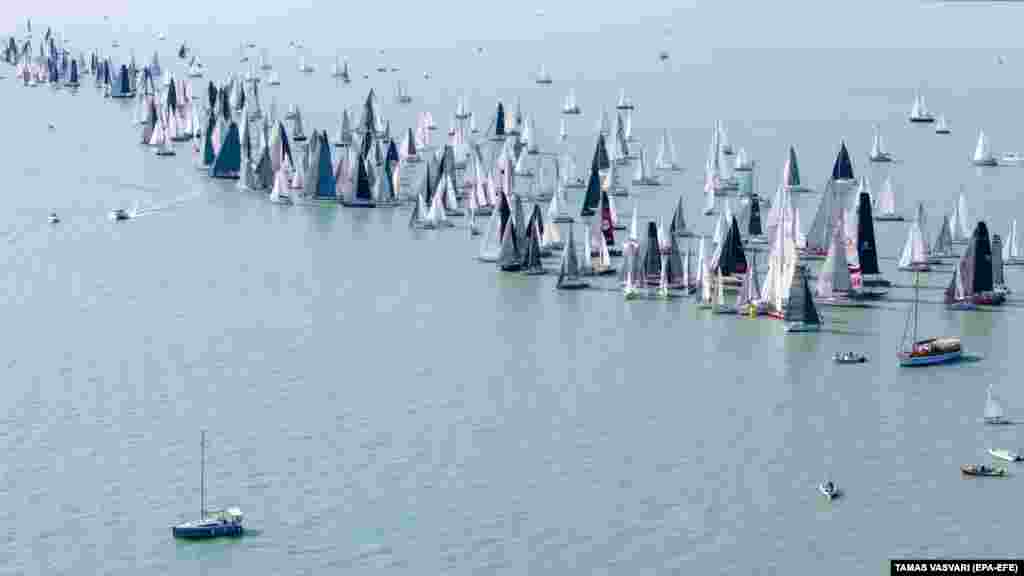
<box><xmin>856</xmin><ymin>191</ymin><xmax>880</xmax><ymax>275</ymax></box>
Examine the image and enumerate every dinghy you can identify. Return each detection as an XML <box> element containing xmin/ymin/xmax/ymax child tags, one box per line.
<box><xmin>874</xmin><ymin>176</ymin><xmax>903</xmax><ymax>221</ymax></box>
<box><xmin>971</xmin><ymin>130</ymin><xmax>997</xmax><ymax>166</ymax></box>
<box><xmin>868</xmin><ymin>124</ymin><xmax>893</xmax><ymax>162</ymax></box>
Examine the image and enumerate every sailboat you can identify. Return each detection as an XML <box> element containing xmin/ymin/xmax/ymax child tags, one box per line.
<box><xmin>267</xmin><ymin>70</ymin><xmax>280</xmax><ymax>86</ymax></box>
<box><xmin>655</xmin><ymin>128</ymin><xmax>682</xmax><ymax>172</ymax></box>
<box><xmin>816</xmin><ymin>218</ymin><xmax>868</xmax><ymax>307</ymax></box>
<box><xmin>331</xmin><ymin>55</ymin><xmax>350</xmax><ymax>82</ymax></box>
<box><xmin>900</xmin><ymin>272</ymin><xmax>962</xmax><ymax>366</ymax></box>
<box><xmin>717</xmin><ymin>121</ymin><xmax>733</xmax><ymax>156</ymax></box>
<box><xmin>851</xmin><ymin>186</ymin><xmax>891</xmax><ymax>295</ymax></box>
<box><xmin>898</xmin><ymin>218</ymin><xmax>929</xmax><ymax>272</ymax></box>
<box><xmin>935</xmin><ymin>114</ymin><xmax>951</xmax><ymax>135</ymax></box>
<box><xmin>561</xmin><ymin>88</ymin><xmax>580</xmax><ymax>115</ymax></box>
<box><xmin>632</xmin><ymin>146</ymin><xmax>660</xmax><ymax>186</ymax></box>
<box><xmin>874</xmin><ymin>176</ymin><xmax>903</xmax><ymax>221</ymax></box>
<box><xmin>269</xmin><ymin>168</ymin><xmax>293</xmax><ymax>205</ymax></box>
<box><xmin>868</xmin><ymin>124</ymin><xmax>893</xmax><ymax>162</ymax></box>
<box><xmin>616</xmin><ymin>88</ymin><xmax>634</xmax><ymax>111</ymax></box>
<box><xmin>736</xmin><ymin>253</ymin><xmax>763</xmax><ymax>315</ymax></box>
<box><xmin>1003</xmin><ymin>220</ymin><xmax>1024</xmax><ymax>265</ymax></box>
<box><xmin>670</xmin><ymin>196</ymin><xmax>693</xmax><ymax>237</ymax></box>
<box><xmin>908</xmin><ymin>92</ymin><xmax>935</xmax><ymax>123</ymax></box>
<box><xmin>949</xmin><ymin>221</ymin><xmax>1004</xmax><ymax>306</ymax></box>
<box><xmin>696</xmin><ymin>239</ymin><xmax>714</xmax><ymax>309</ymax></box>
<box><xmin>623</xmin><ymin>232</ymin><xmax>643</xmax><ymax>300</ymax></box>
<box><xmin>171</xmin><ymin>431</ymin><xmax>244</xmax><ymax>540</ymax></box>
<box><xmin>950</xmin><ymin>191</ymin><xmax>971</xmax><ymax>244</ymax></box>
<box><xmin>298</xmin><ymin>54</ymin><xmax>314</xmax><ymax>73</ymax></box>
<box><xmin>985</xmin><ymin>384</ymin><xmax>1011</xmax><ymax>425</ymax></box>
<box><xmin>535</xmin><ymin>63</ymin><xmax>552</xmax><ymax>85</ymax></box>
<box><xmin>782</xmin><ymin>146</ymin><xmax>812</xmax><ymax>194</ymax></box>
<box><xmin>556</xmin><ymin>224</ymin><xmax>589</xmax><ymax>290</ymax></box>
<box><xmin>971</xmin><ymin>130</ymin><xmax>997</xmax><ymax>166</ymax></box>
<box><xmin>783</xmin><ymin>264</ymin><xmax>821</xmax><ymax>333</ymax></box>
<box><xmin>395</xmin><ymin>80</ymin><xmax>412</xmax><ymax>104</ymax></box>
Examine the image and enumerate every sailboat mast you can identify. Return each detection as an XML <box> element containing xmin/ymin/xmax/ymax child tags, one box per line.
<box><xmin>913</xmin><ymin>272</ymin><xmax>919</xmax><ymax>343</ymax></box>
<box><xmin>200</xmin><ymin>430</ymin><xmax>206</xmax><ymax>519</ymax></box>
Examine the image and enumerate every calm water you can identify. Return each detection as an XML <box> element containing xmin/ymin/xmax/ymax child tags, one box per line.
<box><xmin>4</xmin><ymin>4</ymin><xmax>1024</xmax><ymax>574</ymax></box>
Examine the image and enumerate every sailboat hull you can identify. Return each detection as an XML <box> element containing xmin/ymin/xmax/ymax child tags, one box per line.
<box><xmin>898</xmin><ymin>349</ymin><xmax>961</xmax><ymax>367</ymax></box>
<box><xmin>875</xmin><ymin>214</ymin><xmax>905</xmax><ymax>222</ymax></box>
<box><xmin>172</xmin><ymin>523</ymin><xmax>243</xmax><ymax>539</ymax></box>
<box><xmin>971</xmin><ymin>158</ymin><xmax>998</xmax><ymax>167</ymax></box>
<box><xmin>909</xmin><ymin>116</ymin><xmax>935</xmax><ymax>124</ymax></box>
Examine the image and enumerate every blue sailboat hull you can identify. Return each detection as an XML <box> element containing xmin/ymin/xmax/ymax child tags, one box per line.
<box><xmin>172</xmin><ymin>524</ymin><xmax>243</xmax><ymax>540</ymax></box>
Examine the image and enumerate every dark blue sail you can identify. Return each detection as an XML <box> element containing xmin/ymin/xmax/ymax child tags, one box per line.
<box><xmin>354</xmin><ymin>157</ymin><xmax>374</xmax><ymax>203</ymax></box>
<box><xmin>580</xmin><ymin>164</ymin><xmax>601</xmax><ymax>218</ymax></box>
<box><xmin>167</xmin><ymin>79</ymin><xmax>178</xmax><ymax>114</ymax></box>
<box><xmin>855</xmin><ymin>191</ymin><xmax>880</xmax><ymax>275</ymax></box>
<box><xmin>495</xmin><ymin>101</ymin><xmax>506</xmax><ymax>138</ymax></box>
<box><xmin>67</xmin><ymin>59</ymin><xmax>79</xmax><ymax>86</ymax></box>
<box><xmin>831</xmin><ymin>141</ymin><xmax>854</xmax><ymax>181</ymax></box>
<box><xmin>593</xmin><ymin>134</ymin><xmax>610</xmax><ymax>171</ymax></box>
<box><xmin>207</xmin><ymin>81</ymin><xmax>217</xmax><ymax>111</ymax></box>
<box><xmin>210</xmin><ymin>121</ymin><xmax>242</xmax><ymax>179</ymax></box>
<box><xmin>316</xmin><ymin>132</ymin><xmax>336</xmax><ymax>200</ymax></box>
<box><xmin>385</xmin><ymin>140</ymin><xmax>399</xmax><ymax>166</ymax></box>
<box><xmin>203</xmin><ymin>113</ymin><xmax>217</xmax><ymax>167</ymax></box>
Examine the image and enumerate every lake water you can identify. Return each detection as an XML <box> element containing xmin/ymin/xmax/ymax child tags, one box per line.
<box><xmin>3</xmin><ymin>3</ymin><xmax>1024</xmax><ymax>574</ymax></box>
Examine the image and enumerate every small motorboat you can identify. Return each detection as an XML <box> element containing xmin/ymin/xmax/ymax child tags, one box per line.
<box><xmin>818</xmin><ymin>481</ymin><xmax>840</xmax><ymax>500</ymax></box>
<box><xmin>961</xmin><ymin>464</ymin><xmax>1007</xmax><ymax>477</ymax></box>
<box><xmin>988</xmin><ymin>449</ymin><xmax>1023</xmax><ymax>462</ymax></box>
<box><xmin>48</xmin><ymin>212</ymin><xmax>60</xmax><ymax>224</ymax></box>
<box><xmin>109</xmin><ymin>208</ymin><xmax>131</xmax><ymax>221</ymax></box>
<box><xmin>833</xmin><ymin>352</ymin><xmax>868</xmax><ymax>364</ymax></box>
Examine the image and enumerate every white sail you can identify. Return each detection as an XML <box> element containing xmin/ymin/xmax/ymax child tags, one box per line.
<box><xmin>935</xmin><ymin>115</ymin><xmax>950</xmax><ymax>133</ymax></box>
<box><xmin>898</xmin><ymin>220</ymin><xmax>928</xmax><ymax>270</ymax></box>
<box><xmin>954</xmin><ymin>192</ymin><xmax>971</xmax><ymax>241</ymax></box>
<box><xmin>817</xmin><ymin>219</ymin><xmax>853</xmax><ymax>298</ymax></box>
<box><xmin>1005</xmin><ymin>220</ymin><xmax>1020</xmax><ymax>261</ymax></box>
<box><xmin>760</xmin><ymin>186</ymin><xmax>797</xmax><ymax>312</ymax></box>
<box><xmin>878</xmin><ymin>176</ymin><xmax>897</xmax><ymax>216</ymax></box>
<box><xmin>479</xmin><ymin>204</ymin><xmax>502</xmax><ymax>260</ymax></box>
<box><xmin>986</xmin><ymin>385</ymin><xmax>1006</xmax><ymax>422</ymax></box>
<box><xmin>270</xmin><ymin>168</ymin><xmax>290</xmax><ymax>203</ymax></box>
<box><xmin>559</xmin><ymin>118</ymin><xmax>567</xmax><ymax>141</ymax></box>
<box><xmin>973</xmin><ymin>130</ymin><xmax>992</xmax><ymax>163</ymax></box>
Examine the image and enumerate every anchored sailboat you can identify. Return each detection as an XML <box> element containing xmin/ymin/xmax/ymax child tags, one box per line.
<box><xmin>900</xmin><ymin>272</ymin><xmax>962</xmax><ymax>366</ymax></box>
<box><xmin>171</xmin><ymin>431</ymin><xmax>244</xmax><ymax>540</ymax></box>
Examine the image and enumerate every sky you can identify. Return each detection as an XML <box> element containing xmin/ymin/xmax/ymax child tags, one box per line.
<box><xmin>7</xmin><ymin>0</ymin><xmax>1024</xmax><ymax>54</ymax></box>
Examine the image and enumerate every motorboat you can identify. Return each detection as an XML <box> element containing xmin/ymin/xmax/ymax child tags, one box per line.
<box><xmin>960</xmin><ymin>464</ymin><xmax>1007</xmax><ymax>477</ymax></box>
<box><xmin>818</xmin><ymin>481</ymin><xmax>840</xmax><ymax>500</ymax></box>
<box><xmin>109</xmin><ymin>208</ymin><xmax>132</xmax><ymax>221</ymax></box>
<box><xmin>988</xmin><ymin>449</ymin><xmax>1023</xmax><ymax>462</ymax></box>
<box><xmin>48</xmin><ymin>212</ymin><xmax>60</xmax><ymax>224</ymax></box>
<box><xmin>833</xmin><ymin>352</ymin><xmax>867</xmax><ymax>364</ymax></box>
